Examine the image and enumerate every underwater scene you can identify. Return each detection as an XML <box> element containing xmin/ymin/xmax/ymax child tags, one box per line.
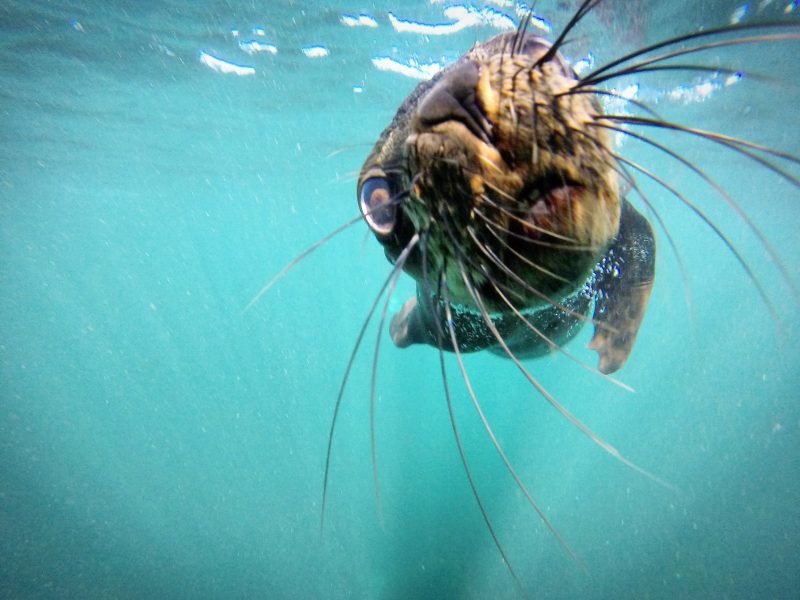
<box><xmin>1</xmin><ymin>1</ymin><xmax>798</xmax><ymax>598</ymax></box>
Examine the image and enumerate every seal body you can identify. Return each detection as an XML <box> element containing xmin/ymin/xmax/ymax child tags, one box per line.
<box><xmin>357</xmin><ymin>32</ymin><xmax>655</xmax><ymax>373</ymax></box>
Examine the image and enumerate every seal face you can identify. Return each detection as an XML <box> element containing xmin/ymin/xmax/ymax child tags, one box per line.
<box><xmin>358</xmin><ymin>32</ymin><xmax>654</xmax><ymax>374</ymax></box>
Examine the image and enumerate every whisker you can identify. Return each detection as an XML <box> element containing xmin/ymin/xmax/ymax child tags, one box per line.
<box><xmin>435</xmin><ymin>197</ymin><xmax>619</xmax><ymax>354</ymax></box>
<box><xmin>476</xmin><ymin>150</ymin><xmax>506</xmax><ymax>176</ymax></box>
<box><xmin>594</xmin><ymin>122</ymin><xmax>800</xmax><ymax>303</ymax></box>
<box><xmin>563</xmin><ymin>123</ymin><xmax>695</xmax><ymax>315</ymax></box>
<box><xmin>332</xmin><ymin>170</ymin><xmax>362</xmax><ymax>183</ymax></box>
<box><xmin>558</xmin><ymin>87</ymin><xmax>664</xmax><ymax>121</ymax></box>
<box><xmin>421</xmin><ymin>154</ymin><xmax>586</xmax><ymax>247</ymax></box>
<box><xmin>473</xmin><ymin>205</ymin><xmax>596</xmax><ymax>252</ymax></box>
<box><xmin>616</xmin><ymin>165</ymin><xmax>695</xmax><ymax>319</ymax></box>
<box><xmin>419</xmin><ymin>229</ymin><xmax>435</xmax><ymax>305</ymax></box>
<box><xmin>612</xmin><ymin>152</ymin><xmax>783</xmax><ymax>330</ymax></box>
<box><xmin>458</xmin><ymin>264</ymin><xmax>676</xmax><ymax>491</ymax></box>
<box><xmin>513</xmin><ymin>9</ymin><xmax>533</xmax><ymax>57</ymax></box>
<box><xmin>463</xmin><ymin>224</ymin><xmax>613</xmax><ymax>333</ymax></box>
<box><xmin>425</xmin><ymin>140</ymin><xmax>509</xmax><ymax>183</ymax></box>
<box><xmin>488</xmin><ymin>277</ymin><xmax>634</xmax><ymax>393</ymax></box>
<box><xmin>601</xmin><ymin>115</ymin><xmax>800</xmax><ymax>193</ymax></box>
<box><xmin>244</xmin><ymin>195</ymin><xmax>409</xmax><ymax>313</ymax></box>
<box><xmin>369</xmin><ymin>233</ymin><xmax>420</xmax><ymax>525</ymax></box>
<box><xmin>243</xmin><ymin>213</ymin><xmax>365</xmax><ymax>314</ymax></box>
<box><xmin>479</xmin><ymin>215</ymin><xmax>572</xmax><ymax>284</ymax></box>
<box><xmin>419</xmin><ymin>251</ymin><xmax>525</xmax><ymax>588</ymax></box>
<box><xmin>479</xmin><ymin>190</ymin><xmax>584</xmax><ymax>245</ymax></box>
<box><xmin>536</xmin><ymin>0</ymin><xmax>602</xmax><ymax>68</ymax></box>
<box><xmin>433</xmin><ymin>158</ymin><xmax>624</xmax><ymax>339</ymax></box>
<box><xmin>531</xmin><ymin>95</ymin><xmax>540</xmax><ymax>169</ymax></box>
<box><xmin>437</xmin><ymin>271</ymin><xmax>525</xmax><ymax>589</ymax></box>
<box><xmin>581</xmin><ymin>22</ymin><xmax>800</xmax><ymax>85</ymax></box>
<box><xmin>325</xmin><ymin>142</ymin><xmax>378</xmax><ymax>159</ymax></box>
<box><xmin>581</xmin><ymin>63</ymin><xmax>755</xmax><ymax>88</ymax></box>
<box><xmin>320</xmin><ymin>232</ymin><xmax>420</xmax><ymax>531</ymax></box>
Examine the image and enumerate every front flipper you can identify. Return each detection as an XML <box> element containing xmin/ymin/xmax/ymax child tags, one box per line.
<box><xmin>589</xmin><ymin>200</ymin><xmax>655</xmax><ymax>374</ymax></box>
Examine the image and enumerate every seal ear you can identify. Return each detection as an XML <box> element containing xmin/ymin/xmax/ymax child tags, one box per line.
<box><xmin>589</xmin><ymin>200</ymin><xmax>655</xmax><ymax>374</ymax></box>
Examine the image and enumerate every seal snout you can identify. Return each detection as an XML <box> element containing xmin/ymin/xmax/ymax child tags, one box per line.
<box><xmin>413</xmin><ymin>60</ymin><xmax>493</xmax><ymax>144</ymax></box>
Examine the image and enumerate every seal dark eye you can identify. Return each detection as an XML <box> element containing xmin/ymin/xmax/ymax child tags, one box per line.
<box><xmin>359</xmin><ymin>176</ymin><xmax>396</xmax><ymax>237</ymax></box>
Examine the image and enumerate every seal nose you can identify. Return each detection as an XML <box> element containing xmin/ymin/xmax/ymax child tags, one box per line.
<box><xmin>414</xmin><ymin>60</ymin><xmax>492</xmax><ymax>143</ymax></box>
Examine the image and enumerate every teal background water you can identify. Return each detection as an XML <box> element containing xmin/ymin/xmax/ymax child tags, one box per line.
<box><xmin>1</xmin><ymin>1</ymin><xmax>798</xmax><ymax>598</ymax></box>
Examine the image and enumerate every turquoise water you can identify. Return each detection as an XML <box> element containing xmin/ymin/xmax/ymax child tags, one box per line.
<box><xmin>1</xmin><ymin>1</ymin><xmax>798</xmax><ymax>598</ymax></box>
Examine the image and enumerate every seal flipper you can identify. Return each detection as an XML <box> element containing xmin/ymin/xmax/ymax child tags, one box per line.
<box><xmin>390</xmin><ymin>296</ymin><xmax>422</xmax><ymax>348</ymax></box>
<box><xmin>589</xmin><ymin>200</ymin><xmax>655</xmax><ymax>374</ymax></box>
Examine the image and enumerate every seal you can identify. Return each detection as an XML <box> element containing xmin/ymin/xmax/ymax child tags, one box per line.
<box><xmin>247</xmin><ymin>2</ymin><xmax>800</xmax><ymax>589</ymax></box>
<box><xmin>345</xmin><ymin>4</ymin><xmax>800</xmax><ymax>586</ymax></box>
<box><xmin>357</xmin><ymin>31</ymin><xmax>655</xmax><ymax>375</ymax></box>
<box><xmin>352</xmin><ymin>25</ymin><xmax>664</xmax><ymax>578</ymax></box>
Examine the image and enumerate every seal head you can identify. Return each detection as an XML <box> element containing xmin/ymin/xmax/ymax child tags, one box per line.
<box><xmin>358</xmin><ymin>32</ymin><xmax>654</xmax><ymax>373</ymax></box>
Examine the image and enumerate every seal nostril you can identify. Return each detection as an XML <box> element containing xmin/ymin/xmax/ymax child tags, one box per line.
<box><xmin>415</xmin><ymin>60</ymin><xmax>491</xmax><ymax>143</ymax></box>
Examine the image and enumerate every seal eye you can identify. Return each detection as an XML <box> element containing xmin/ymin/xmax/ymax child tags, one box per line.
<box><xmin>359</xmin><ymin>177</ymin><xmax>396</xmax><ymax>237</ymax></box>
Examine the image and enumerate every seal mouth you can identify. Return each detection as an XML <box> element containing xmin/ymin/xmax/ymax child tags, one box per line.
<box><xmin>519</xmin><ymin>183</ymin><xmax>586</xmax><ymax>242</ymax></box>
